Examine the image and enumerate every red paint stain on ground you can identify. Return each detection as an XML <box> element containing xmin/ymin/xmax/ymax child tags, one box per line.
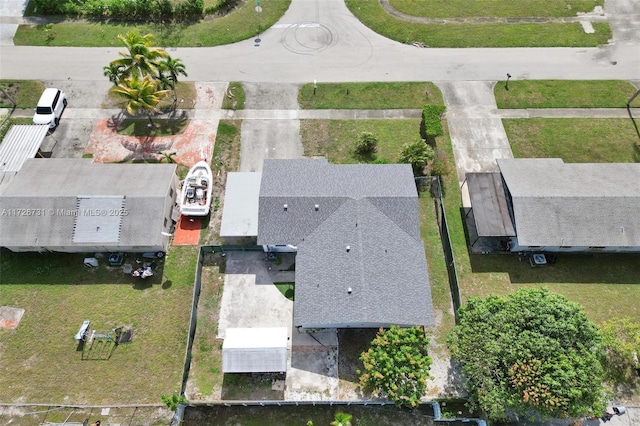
<box><xmin>173</xmin><ymin>215</ymin><xmax>202</xmax><ymax>246</ymax></box>
<box><xmin>85</xmin><ymin>117</ymin><xmax>215</xmax><ymax>168</ymax></box>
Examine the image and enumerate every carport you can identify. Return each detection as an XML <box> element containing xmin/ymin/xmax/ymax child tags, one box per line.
<box><xmin>222</xmin><ymin>327</ymin><xmax>288</xmax><ymax>373</ymax></box>
<box><xmin>220</xmin><ymin>172</ymin><xmax>262</xmax><ymax>238</ymax></box>
<box><xmin>0</xmin><ymin>124</ymin><xmax>49</xmax><ymax>193</ymax></box>
<box><xmin>463</xmin><ymin>172</ymin><xmax>516</xmax><ymax>252</ymax></box>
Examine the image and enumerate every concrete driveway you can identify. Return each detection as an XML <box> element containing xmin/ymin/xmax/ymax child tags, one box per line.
<box><xmin>238</xmin><ymin>83</ymin><xmax>304</xmax><ymax>172</ymax></box>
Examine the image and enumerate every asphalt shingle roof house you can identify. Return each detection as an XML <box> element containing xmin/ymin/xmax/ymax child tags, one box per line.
<box><xmin>467</xmin><ymin>158</ymin><xmax>640</xmax><ymax>253</ymax></box>
<box><xmin>0</xmin><ymin>159</ymin><xmax>178</xmax><ymax>253</ymax></box>
<box><xmin>258</xmin><ymin>159</ymin><xmax>435</xmax><ymax>330</ymax></box>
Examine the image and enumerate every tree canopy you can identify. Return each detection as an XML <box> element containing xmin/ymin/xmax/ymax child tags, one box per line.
<box><xmin>358</xmin><ymin>326</ymin><xmax>432</xmax><ymax>408</ymax></box>
<box><xmin>447</xmin><ymin>288</ymin><xmax>606</xmax><ymax>421</ymax></box>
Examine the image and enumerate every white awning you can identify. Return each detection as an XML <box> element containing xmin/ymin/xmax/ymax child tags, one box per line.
<box><xmin>222</xmin><ymin>327</ymin><xmax>288</xmax><ymax>373</ymax></box>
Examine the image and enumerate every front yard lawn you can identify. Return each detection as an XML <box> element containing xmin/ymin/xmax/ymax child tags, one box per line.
<box><xmin>503</xmin><ymin>118</ymin><xmax>639</xmax><ymax>162</ymax></box>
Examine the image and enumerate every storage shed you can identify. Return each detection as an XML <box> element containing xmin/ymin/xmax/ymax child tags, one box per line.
<box><xmin>222</xmin><ymin>327</ymin><xmax>288</xmax><ymax>373</ymax></box>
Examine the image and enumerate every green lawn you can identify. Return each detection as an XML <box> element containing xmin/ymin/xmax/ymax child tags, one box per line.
<box><xmin>0</xmin><ymin>80</ymin><xmax>44</xmax><ymax>108</ymax></box>
<box><xmin>116</xmin><ymin>118</ymin><xmax>189</xmax><ymax>136</ymax></box>
<box><xmin>15</xmin><ymin>0</ymin><xmax>291</xmax><ymax>47</ymax></box>
<box><xmin>0</xmin><ymin>245</ymin><xmax>197</xmax><ymax>404</ymax></box>
<box><xmin>503</xmin><ymin>118</ymin><xmax>640</xmax><ymax>162</ymax></box>
<box><xmin>495</xmin><ymin>80</ymin><xmax>640</xmax><ymax>108</ymax></box>
<box><xmin>389</xmin><ymin>0</ymin><xmax>604</xmax><ymax>18</ymax></box>
<box><xmin>345</xmin><ymin>0</ymin><xmax>611</xmax><ymax>47</ymax></box>
<box><xmin>299</xmin><ymin>82</ymin><xmax>443</xmax><ymax>109</ymax></box>
<box><xmin>300</xmin><ymin>119</ymin><xmax>423</xmax><ymax>164</ymax></box>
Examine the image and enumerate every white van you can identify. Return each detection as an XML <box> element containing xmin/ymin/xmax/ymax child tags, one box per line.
<box><xmin>33</xmin><ymin>88</ymin><xmax>67</xmax><ymax>128</ymax></box>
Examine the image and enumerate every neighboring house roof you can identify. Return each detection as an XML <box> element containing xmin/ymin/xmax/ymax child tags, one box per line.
<box><xmin>0</xmin><ymin>159</ymin><xmax>176</xmax><ymax>250</ymax></box>
<box><xmin>258</xmin><ymin>159</ymin><xmax>434</xmax><ymax>329</ymax></box>
<box><xmin>498</xmin><ymin>158</ymin><xmax>640</xmax><ymax>247</ymax></box>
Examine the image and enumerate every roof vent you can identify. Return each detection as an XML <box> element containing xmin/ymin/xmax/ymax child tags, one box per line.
<box><xmin>314</xmin><ymin>204</ymin><xmax>319</xmax><ymax>211</ymax></box>
<box><xmin>346</xmin><ymin>245</ymin><xmax>351</xmax><ymax>252</ymax></box>
<box><xmin>283</xmin><ymin>204</ymin><xmax>288</xmax><ymax>211</ymax></box>
<box><xmin>348</xmin><ymin>287</ymin><xmax>352</xmax><ymax>294</ymax></box>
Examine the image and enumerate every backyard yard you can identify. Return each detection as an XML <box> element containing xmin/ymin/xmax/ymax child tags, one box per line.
<box><xmin>0</xmin><ymin>245</ymin><xmax>197</xmax><ymax>405</ymax></box>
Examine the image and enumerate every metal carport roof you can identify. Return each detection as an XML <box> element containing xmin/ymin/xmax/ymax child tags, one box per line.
<box><xmin>0</xmin><ymin>124</ymin><xmax>49</xmax><ymax>194</ymax></box>
<box><xmin>220</xmin><ymin>172</ymin><xmax>262</xmax><ymax>237</ymax></box>
<box><xmin>222</xmin><ymin>327</ymin><xmax>288</xmax><ymax>373</ymax></box>
<box><xmin>466</xmin><ymin>172</ymin><xmax>516</xmax><ymax>237</ymax></box>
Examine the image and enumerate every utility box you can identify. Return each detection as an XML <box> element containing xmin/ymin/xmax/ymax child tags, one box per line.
<box><xmin>222</xmin><ymin>327</ymin><xmax>288</xmax><ymax>373</ymax></box>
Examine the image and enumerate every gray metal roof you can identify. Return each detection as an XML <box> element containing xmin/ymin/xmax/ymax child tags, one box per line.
<box><xmin>220</xmin><ymin>172</ymin><xmax>262</xmax><ymax>237</ymax></box>
<box><xmin>258</xmin><ymin>159</ymin><xmax>434</xmax><ymax>328</ymax></box>
<box><xmin>0</xmin><ymin>159</ymin><xmax>176</xmax><ymax>250</ymax></box>
<box><xmin>467</xmin><ymin>172</ymin><xmax>515</xmax><ymax>237</ymax></box>
<box><xmin>1</xmin><ymin>158</ymin><xmax>176</xmax><ymax>197</ymax></box>
<box><xmin>498</xmin><ymin>158</ymin><xmax>640</xmax><ymax>247</ymax></box>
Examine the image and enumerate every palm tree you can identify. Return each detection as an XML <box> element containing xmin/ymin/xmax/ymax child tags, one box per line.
<box><xmin>110</xmin><ymin>31</ymin><xmax>168</xmax><ymax>81</ymax></box>
<box><xmin>158</xmin><ymin>56</ymin><xmax>188</xmax><ymax>101</ymax></box>
<box><xmin>110</xmin><ymin>76</ymin><xmax>171</xmax><ymax>126</ymax></box>
<box><xmin>103</xmin><ymin>63</ymin><xmax>123</xmax><ymax>85</ymax></box>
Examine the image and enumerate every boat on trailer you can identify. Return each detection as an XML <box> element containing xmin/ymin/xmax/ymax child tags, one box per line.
<box><xmin>180</xmin><ymin>161</ymin><xmax>213</xmax><ymax>216</ymax></box>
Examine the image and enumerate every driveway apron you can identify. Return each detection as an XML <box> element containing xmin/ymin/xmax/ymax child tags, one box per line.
<box><xmin>436</xmin><ymin>81</ymin><xmax>513</xmax><ymax>207</ymax></box>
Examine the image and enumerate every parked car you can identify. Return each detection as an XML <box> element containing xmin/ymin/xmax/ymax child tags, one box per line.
<box><xmin>33</xmin><ymin>88</ymin><xmax>67</xmax><ymax>128</ymax></box>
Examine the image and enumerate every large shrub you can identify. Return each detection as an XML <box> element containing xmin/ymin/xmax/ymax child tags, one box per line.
<box><xmin>358</xmin><ymin>326</ymin><xmax>432</xmax><ymax>408</ymax></box>
<box><xmin>448</xmin><ymin>288</ymin><xmax>607</xmax><ymax>422</ymax></box>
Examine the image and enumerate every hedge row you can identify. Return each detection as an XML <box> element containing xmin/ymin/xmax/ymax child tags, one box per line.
<box><xmin>422</xmin><ymin>105</ymin><xmax>446</xmax><ymax>138</ymax></box>
<box><xmin>29</xmin><ymin>0</ymin><xmax>236</xmax><ymax>22</ymax></box>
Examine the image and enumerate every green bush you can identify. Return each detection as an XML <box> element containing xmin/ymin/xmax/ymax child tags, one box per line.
<box><xmin>354</xmin><ymin>131</ymin><xmax>378</xmax><ymax>156</ymax></box>
<box><xmin>358</xmin><ymin>326</ymin><xmax>432</xmax><ymax>408</ymax></box>
<box><xmin>399</xmin><ymin>139</ymin><xmax>435</xmax><ymax>176</ymax></box>
<box><xmin>421</xmin><ymin>105</ymin><xmax>446</xmax><ymax>139</ymax></box>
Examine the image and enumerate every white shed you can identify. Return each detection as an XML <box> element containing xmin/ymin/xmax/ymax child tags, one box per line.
<box><xmin>222</xmin><ymin>327</ymin><xmax>288</xmax><ymax>373</ymax></box>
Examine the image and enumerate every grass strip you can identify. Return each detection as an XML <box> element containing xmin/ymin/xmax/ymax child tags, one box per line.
<box><xmin>495</xmin><ymin>80</ymin><xmax>640</xmax><ymax>108</ymax></box>
<box><xmin>299</xmin><ymin>82</ymin><xmax>443</xmax><ymax>109</ymax></box>
<box><xmin>389</xmin><ymin>0</ymin><xmax>604</xmax><ymax>19</ymax></box>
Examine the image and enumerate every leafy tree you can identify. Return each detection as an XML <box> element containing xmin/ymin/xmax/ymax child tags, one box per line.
<box><xmin>354</xmin><ymin>131</ymin><xmax>378</xmax><ymax>156</ymax></box>
<box><xmin>110</xmin><ymin>76</ymin><xmax>171</xmax><ymax>126</ymax></box>
<box><xmin>358</xmin><ymin>326</ymin><xmax>432</xmax><ymax>408</ymax></box>
<box><xmin>161</xmin><ymin>392</ymin><xmax>187</xmax><ymax>411</ymax></box>
<box><xmin>330</xmin><ymin>411</ymin><xmax>352</xmax><ymax>426</ymax></box>
<box><xmin>448</xmin><ymin>288</ymin><xmax>607</xmax><ymax>422</ymax></box>
<box><xmin>398</xmin><ymin>139</ymin><xmax>434</xmax><ymax>176</ymax></box>
<box><xmin>103</xmin><ymin>63</ymin><xmax>123</xmax><ymax>85</ymax></box>
<box><xmin>600</xmin><ymin>317</ymin><xmax>640</xmax><ymax>383</ymax></box>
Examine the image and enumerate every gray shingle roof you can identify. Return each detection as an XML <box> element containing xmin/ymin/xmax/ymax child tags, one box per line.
<box><xmin>0</xmin><ymin>159</ymin><xmax>176</xmax><ymax>250</ymax></box>
<box><xmin>258</xmin><ymin>159</ymin><xmax>434</xmax><ymax>328</ymax></box>
<box><xmin>498</xmin><ymin>158</ymin><xmax>640</xmax><ymax>247</ymax></box>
